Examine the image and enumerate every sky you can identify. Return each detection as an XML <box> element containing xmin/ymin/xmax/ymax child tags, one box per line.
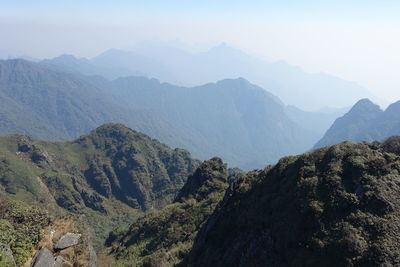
<box><xmin>1</xmin><ymin>0</ymin><xmax>400</xmax><ymax>103</ymax></box>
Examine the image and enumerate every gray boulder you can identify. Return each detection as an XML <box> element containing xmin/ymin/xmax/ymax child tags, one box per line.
<box><xmin>54</xmin><ymin>256</ymin><xmax>64</xmax><ymax>267</ymax></box>
<box><xmin>54</xmin><ymin>233</ymin><xmax>81</xmax><ymax>250</ymax></box>
<box><xmin>30</xmin><ymin>247</ymin><xmax>54</xmax><ymax>267</ymax></box>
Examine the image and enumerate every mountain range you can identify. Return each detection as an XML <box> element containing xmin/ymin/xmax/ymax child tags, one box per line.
<box><xmin>41</xmin><ymin>42</ymin><xmax>378</xmax><ymax>110</ymax></box>
<box><xmin>314</xmin><ymin>98</ymin><xmax>400</xmax><ymax>148</ymax></box>
<box><xmin>3</xmin><ymin>41</ymin><xmax>400</xmax><ymax>267</ymax></box>
<box><xmin>0</xmin><ymin>123</ymin><xmax>199</xmax><ymax>249</ymax></box>
<box><xmin>105</xmin><ymin>135</ymin><xmax>400</xmax><ymax>266</ymax></box>
<box><xmin>1</xmin><ymin>118</ymin><xmax>400</xmax><ymax>266</ymax></box>
<box><xmin>0</xmin><ymin>58</ymin><xmax>338</xmax><ymax>170</ymax></box>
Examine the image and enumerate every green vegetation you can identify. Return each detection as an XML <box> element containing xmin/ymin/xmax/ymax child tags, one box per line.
<box><xmin>107</xmin><ymin>158</ymin><xmax>229</xmax><ymax>266</ymax></box>
<box><xmin>1</xmin><ymin>59</ymin><xmax>321</xmax><ymax>170</ymax></box>
<box><xmin>0</xmin><ymin>123</ymin><xmax>199</xmax><ymax>249</ymax></box>
<box><xmin>0</xmin><ymin>199</ymin><xmax>51</xmax><ymax>266</ymax></box>
<box><xmin>188</xmin><ymin>137</ymin><xmax>400</xmax><ymax>266</ymax></box>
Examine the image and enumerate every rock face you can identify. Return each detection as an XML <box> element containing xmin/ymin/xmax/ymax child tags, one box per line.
<box><xmin>31</xmin><ymin>248</ymin><xmax>55</xmax><ymax>267</ymax></box>
<box><xmin>31</xmin><ymin>248</ymin><xmax>64</xmax><ymax>267</ymax></box>
<box><xmin>54</xmin><ymin>233</ymin><xmax>81</xmax><ymax>250</ymax></box>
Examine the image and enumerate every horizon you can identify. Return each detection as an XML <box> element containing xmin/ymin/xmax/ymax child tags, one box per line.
<box><xmin>2</xmin><ymin>1</ymin><xmax>400</xmax><ymax>103</ymax></box>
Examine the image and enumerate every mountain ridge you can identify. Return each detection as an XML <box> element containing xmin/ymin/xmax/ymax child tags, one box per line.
<box><xmin>314</xmin><ymin>98</ymin><xmax>400</xmax><ymax>148</ymax></box>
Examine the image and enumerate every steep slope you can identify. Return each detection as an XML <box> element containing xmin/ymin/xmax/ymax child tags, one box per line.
<box><xmin>107</xmin><ymin>76</ymin><xmax>320</xmax><ymax>169</ymax></box>
<box><xmin>1</xmin><ymin>58</ymin><xmax>321</xmax><ymax>170</ymax></box>
<box><xmin>0</xmin><ymin>199</ymin><xmax>51</xmax><ymax>266</ymax></box>
<box><xmin>0</xmin><ymin>123</ymin><xmax>200</xmax><ymax>246</ymax></box>
<box><xmin>0</xmin><ymin>59</ymin><xmax>206</xmax><ymax>153</ymax></box>
<box><xmin>314</xmin><ymin>99</ymin><xmax>400</xmax><ymax>148</ymax></box>
<box><xmin>189</xmin><ymin>137</ymin><xmax>400</xmax><ymax>266</ymax></box>
<box><xmin>106</xmin><ymin>157</ymin><xmax>229</xmax><ymax>266</ymax></box>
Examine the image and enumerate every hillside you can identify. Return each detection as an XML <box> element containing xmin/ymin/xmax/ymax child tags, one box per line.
<box><xmin>1</xmin><ymin>59</ymin><xmax>322</xmax><ymax>169</ymax></box>
<box><xmin>0</xmin><ymin>59</ymin><xmax>188</xmax><ymax>146</ymax></box>
<box><xmin>0</xmin><ymin>123</ymin><xmax>199</xmax><ymax>247</ymax></box>
<box><xmin>107</xmin><ymin>157</ymin><xmax>229</xmax><ymax>266</ymax></box>
<box><xmin>314</xmin><ymin>99</ymin><xmax>400</xmax><ymax>148</ymax></box>
<box><xmin>188</xmin><ymin>137</ymin><xmax>400</xmax><ymax>266</ymax></box>
<box><xmin>106</xmin><ymin>76</ymin><xmax>320</xmax><ymax>169</ymax></box>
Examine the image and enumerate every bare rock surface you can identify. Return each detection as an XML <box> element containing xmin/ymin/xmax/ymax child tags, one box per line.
<box><xmin>54</xmin><ymin>233</ymin><xmax>81</xmax><ymax>250</ymax></box>
<box><xmin>31</xmin><ymin>247</ymin><xmax>54</xmax><ymax>267</ymax></box>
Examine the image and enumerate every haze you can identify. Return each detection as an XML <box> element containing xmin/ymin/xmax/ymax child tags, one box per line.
<box><xmin>2</xmin><ymin>0</ymin><xmax>400</xmax><ymax>103</ymax></box>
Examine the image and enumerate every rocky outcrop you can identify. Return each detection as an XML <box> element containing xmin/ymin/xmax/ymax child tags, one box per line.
<box><xmin>31</xmin><ymin>248</ymin><xmax>57</xmax><ymax>267</ymax></box>
<box><xmin>54</xmin><ymin>233</ymin><xmax>81</xmax><ymax>250</ymax></box>
<box><xmin>88</xmin><ymin>241</ymin><xmax>97</xmax><ymax>267</ymax></box>
<box><xmin>54</xmin><ymin>256</ymin><xmax>64</xmax><ymax>267</ymax></box>
<box><xmin>31</xmin><ymin>232</ymin><xmax>82</xmax><ymax>267</ymax></box>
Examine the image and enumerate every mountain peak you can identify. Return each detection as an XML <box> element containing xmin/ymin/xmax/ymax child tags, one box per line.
<box><xmin>53</xmin><ymin>54</ymin><xmax>77</xmax><ymax>60</ymax></box>
<box><xmin>207</xmin><ymin>42</ymin><xmax>241</xmax><ymax>55</ymax></box>
<box><xmin>175</xmin><ymin>157</ymin><xmax>228</xmax><ymax>202</ymax></box>
<box><xmin>85</xmin><ymin>123</ymin><xmax>139</xmax><ymax>140</ymax></box>
<box><xmin>348</xmin><ymin>98</ymin><xmax>382</xmax><ymax>114</ymax></box>
<box><xmin>383</xmin><ymin>100</ymin><xmax>400</xmax><ymax>120</ymax></box>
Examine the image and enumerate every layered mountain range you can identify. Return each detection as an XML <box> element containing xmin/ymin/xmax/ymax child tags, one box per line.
<box><xmin>0</xmin><ymin>58</ymin><xmax>340</xmax><ymax>170</ymax></box>
<box><xmin>41</xmin><ymin>42</ymin><xmax>377</xmax><ymax>110</ymax></box>
<box><xmin>1</xmin><ymin>121</ymin><xmax>400</xmax><ymax>266</ymax></box>
<box><xmin>1</xmin><ymin>42</ymin><xmax>399</xmax><ymax>267</ymax></box>
<box><xmin>314</xmin><ymin>99</ymin><xmax>400</xmax><ymax>148</ymax></box>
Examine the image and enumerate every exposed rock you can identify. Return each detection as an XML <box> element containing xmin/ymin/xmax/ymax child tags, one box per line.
<box><xmin>31</xmin><ymin>148</ymin><xmax>53</xmax><ymax>165</ymax></box>
<box><xmin>54</xmin><ymin>256</ymin><xmax>64</xmax><ymax>267</ymax></box>
<box><xmin>54</xmin><ymin>233</ymin><xmax>81</xmax><ymax>250</ymax></box>
<box><xmin>18</xmin><ymin>143</ymin><xmax>31</xmax><ymax>152</ymax></box>
<box><xmin>88</xmin><ymin>241</ymin><xmax>97</xmax><ymax>267</ymax></box>
<box><xmin>31</xmin><ymin>247</ymin><xmax>54</xmax><ymax>267</ymax></box>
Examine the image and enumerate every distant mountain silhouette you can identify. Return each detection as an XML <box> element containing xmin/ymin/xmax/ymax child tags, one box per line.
<box><xmin>314</xmin><ymin>98</ymin><xmax>400</xmax><ymax>148</ymax></box>
<box><xmin>43</xmin><ymin>42</ymin><xmax>378</xmax><ymax>110</ymax></box>
<box><xmin>105</xmin><ymin>76</ymin><xmax>321</xmax><ymax>169</ymax></box>
<box><xmin>0</xmin><ymin>59</ymin><xmax>323</xmax><ymax>169</ymax></box>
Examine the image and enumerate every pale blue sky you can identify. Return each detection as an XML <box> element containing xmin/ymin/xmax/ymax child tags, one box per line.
<box><xmin>2</xmin><ymin>1</ymin><xmax>400</xmax><ymax>19</ymax></box>
<box><xmin>1</xmin><ymin>0</ymin><xmax>400</xmax><ymax>102</ymax></box>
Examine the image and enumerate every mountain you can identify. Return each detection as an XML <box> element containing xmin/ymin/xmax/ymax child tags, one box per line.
<box><xmin>0</xmin><ymin>58</ymin><xmax>186</xmax><ymax>144</ymax></box>
<box><xmin>40</xmin><ymin>54</ymin><xmax>135</xmax><ymax>79</ymax></box>
<box><xmin>0</xmin><ymin>59</ymin><xmax>323</xmax><ymax>169</ymax></box>
<box><xmin>107</xmin><ymin>157</ymin><xmax>229</xmax><ymax>266</ymax></box>
<box><xmin>105</xmin><ymin>137</ymin><xmax>400</xmax><ymax>266</ymax></box>
<box><xmin>314</xmin><ymin>99</ymin><xmax>400</xmax><ymax>148</ymax></box>
<box><xmin>0</xmin><ymin>123</ymin><xmax>200</xmax><ymax>247</ymax></box>
<box><xmin>105</xmin><ymin>76</ymin><xmax>320</xmax><ymax>170</ymax></box>
<box><xmin>41</xmin><ymin>42</ymin><xmax>378</xmax><ymax>110</ymax></box>
<box><xmin>187</xmin><ymin>137</ymin><xmax>400</xmax><ymax>266</ymax></box>
<box><xmin>92</xmin><ymin>48</ymin><xmax>173</xmax><ymax>80</ymax></box>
